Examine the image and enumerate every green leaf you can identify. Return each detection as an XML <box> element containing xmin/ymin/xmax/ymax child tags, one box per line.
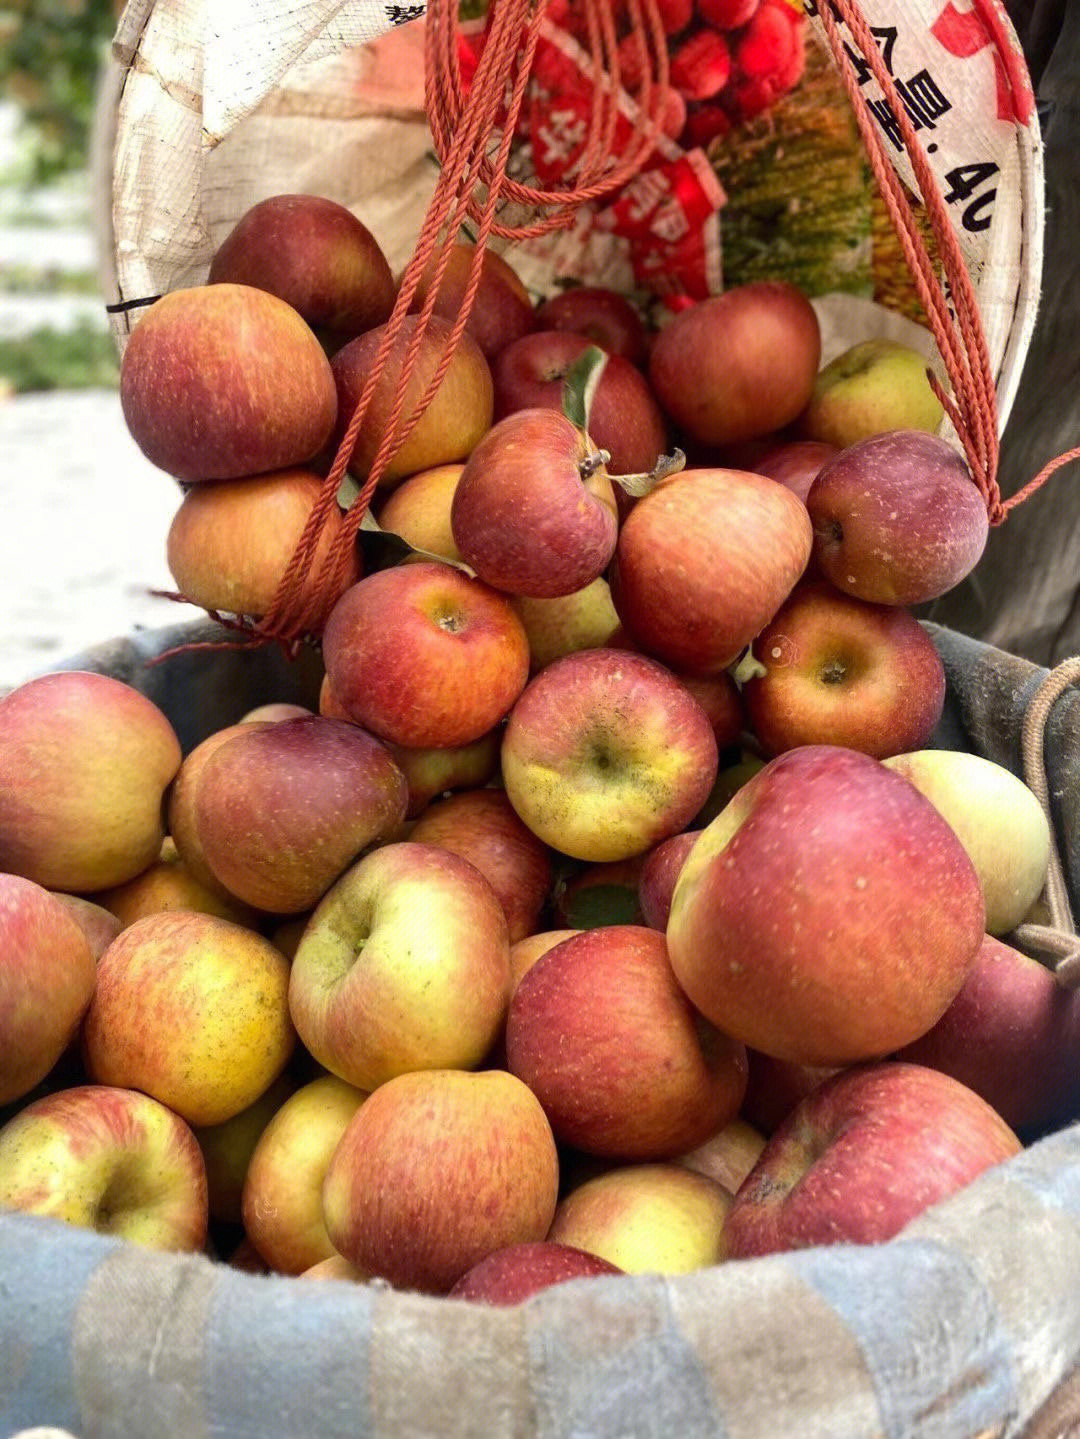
<box><xmin>562</xmin><ymin>345</ymin><xmax>608</xmax><ymax>432</ymax></box>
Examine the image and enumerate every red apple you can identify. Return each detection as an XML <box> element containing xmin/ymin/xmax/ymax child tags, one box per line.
<box><xmin>408</xmin><ymin>242</ymin><xmax>534</xmax><ymax>359</ymax></box>
<box><xmin>491</xmin><ymin>332</ymin><xmax>667</xmax><ymax>476</ymax></box>
<box><xmin>322</xmin><ymin>1068</ymin><xmax>560</xmax><ymax>1293</ymax></box>
<box><xmin>501</xmin><ymin>649</ymin><xmax>718</xmax><ymax>861</ymax></box>
<box><xmin>385</xmin><ymin>731</ymin><xmax>501</xmax><ymax>819</ymax></box>
<box><xmin>120</xmin><ymin>284</ymin><xmax>337</xmax><ymax>481</ymax></box>
<box><xmin>51</xmin><ymin>893</ymin><xmax>122</xmax><ymax>960</ymax></box>
<box><xmin>610</xmin><ymin>468</ymin><xmax>812</xmax><ymax>674</ymax></box>
<box><xmin>167</xmin><ymin>722</ymin><xmax>257</xmax><ymax>899</ymax></box>
<box><xmin>407</xmin><ymin>788</ymin><xmax>553</xmax><ymax>943</ymax></box>
<box><xmin>648</xmin><ymin>283</ymin><xmax>820</xmax><ymax>446</ymax></box>
<box><xmin>322</xmin><ymin>562</ymin><xmax>530</xmax><ymax>748</ymax></box>
<box><xmin>638</xmin><ymin>830</ymin><xmax>701</xmax><ymax>930</ymax></box>
<box><xmin>534</xmin><ymin>288</ymin><xmax>648</xmax><ymax>365</ymax></box>
<box><xmin>0</xmin><ymin>875</ymin><xmax>97</xmax><ymax>1105</ymax></box>
<box><xmin>740</xmin><ymin>1050</ymin><xmax>840</xmax><ymax>1135</ymax></box>
<box><xmin>507</xmin><ymin>925</ymin><xmax>747</xmax><ymax>1158</ymax></box>
<box><xmin>724</xmin><ymin>1062</ymin><xmax>1022</xmax><ymax>1256</ymax></box>
<box><xmin>0</xmin><ymin>671</ymin><xmax>181</xmax><ymax>893</ymax></box>
<box><xmin>742</xmin><ymin>580</ymin><xmax>946</xmax><ymax>758</ymax></box>
<box><xmin>753</xmin><ymin>439</ymin><xmax>838</xmax><ymax>505</ymax></box>
<box><xmin>509</xmin><ymin>928</ymin><xmax>580</xmax><ymax>995</ymax></box>
<box><xmin>807</xmin><ymin>431</ymin><xmax>989</xmax><ymax>605</ymax></box>
<box><xmin>449</xmin><ymin>1242</ymin><xmax>622</xmax><ymax>1304</ymax></box>
<box><xmin>667</xmin><ymin>746</ymin><xmax>986</xmax><ymax>1065</ymax></box>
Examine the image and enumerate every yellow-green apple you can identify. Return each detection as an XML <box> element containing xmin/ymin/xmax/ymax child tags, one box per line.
<box><xmin>724</xmin><ymin>1062</ymin><xmax>1022</xmax><ymax>1257</ymax></box>
<box><xmin>491</xmin><ymin>333</ymin><xmax>667</xmax><ymax>477</ymax></box>
<box><xmin>322</xmin><ymin>562</ymin><xmax>530</xmax><ymax>748</ymax></box>
<box><xmin>798</xmin><ymin>339</ymin><xmax>944</xmax><ymax>449</ymax></box>
<box><xmin>676</xmin><ymin>1117</ymin><xmax>766</xmax><ymax>1195</ymax></box>
<box><xmin>534</xmin><ymin>287</ymin><xmax>648</xmax><ymax>365</ymax></box>
<box><xmin>548</xmin><ymin>1163</ymin><xmax>732</xmax><ymax>1273</ymax></box>
<box><xmin>610</xmin><ymin>469</ymin><xmax>812</xmax><ymax>674</ymax></box>
<box><xmin>321</xmin><ymin>1067</ymin><xmax>559</xmax><ymax>1293</ymax></box>
<box><xmin>178</xmin><ymin>716</ymin><xmax>408</xmax><ymax>913</ymax></box>
<box><xmin>165</xmin><ymin>469</ymin><xmax>360</xmax><ymax>625</ymax></box>
<box><xmin>895</xmin><ymin>935</ymin><xmax>1080</xmax><ymax>1135</ymax></box>
<box><xmin>242</xmin><ymin>1074</ymin><xmax>368</xmax><ymax>1274</ymax></box>
<box><xmin>51</xmin><ymin>893</ymin><xmax>122</xmax><ymax>959</ymax></box>
<box><xmin>0</xmin><ymin>671</ymin><xmax>181</xmax><ymax>892</ymax></box>
<box><xmin>648</xmin><ymin>282</ymin><xmax>821</xmax><ymax>445</ymax></box>
<box><xmin>742</xmin><ymin>581</ymin><xmax>946</xmax><ymax>759</ymax></box>
<box><xmin>881</xmin><ymin>750</ymin><xmax>1051</xmax><ymax>935</ymax></box>
<box><xmin>120</xmin><ymin>284</ymin><xmax>337</xmax><ymax>481</ymax></box>
<box><xmin>0</xmin><ymin>1084</ymin><xmax>208</xmax><ymax>1251</ymax></box>
<box><xmin>288</xmin><ymin>842</ymin><xmax>510</xmax><ymax>1091</ymax></box>
<box><xmin>94</xmin><ymin>837</ymin><xmax>258</xmax><ymax>928</ymax></box>
<box><xmin>753</xmin><ymin>439</ymin><xmax>839</xmax><ymax>505</ymax></box>
<box><xmin>807</xmin><ymin>431</ymin><xmax>989</xmax><ymax>605</ymax></box>
<box><xmin>449</xmin><ymin>1242</ymin><xmax>622</xmax><ymax>1304</ymax></box>
<box><xmin>83</xmin><ymin>911</ymin><xmax>295</xmax><ymax>1126</ymax></box>
<box><xmin>407</xmin><ymin>788</ymin><xmax>553</xmax><ymax>943</ymax></box>
<box><xmin>509</xmin><ymin>929</ymin><xmax>580</xmax><ymax>995</ymax></box>
<box><xmin>501</xmin><ymin>649</ymin><xmax>718</xmax><ymax>861</ymax></box>
<box><xmin>299</xmin><ymin>1254</ymin><xmax>368</xmax><ymax>1282</ymax></box>
<box><xmin>167</xmin><ymin>722</ymin><xmax>259</xmax><ymax>897</ymax></box>
<box><xmin>375</xmin><ymin>463</ymin><xmax>465</xmax><ymax>562</ymax></box>
<box><xmin>741</xmin><ymin>1050</ymin><xmax>840</xmax><ymax>1134</ymax></box>
<box><xmin>407</xmin><ymin>242</ymin><xmax>534</xmax><ymax>359</ymax></box>
<box><xmin>638</xmin><ymin>830</ymin><xmax>701</xmax><ymax>930</ymax></box>
<box><xmin>511</xmin><ymin>577</ymin><xmax>621</xmax><ymax>672</ymax></box>
<box><xmin>667</xmin><ymin>746</ymin><xmax>986</xmax><ymax>1065</ymax></box>
<box><xmin>386</xmin><ymin>731</ymin><xmax>501</xmax><ymax>819</ymax></box>
<box><xmin>331</xmin><ymin>315</ymin><xmax>493</xmax><ymax>485</ymax></box>
<box><xmin>451</xmin><ymin>410</ymin><xmax>618</xmax><ymax>598</ymax></box>
<box><xmin>507</xmin><ymin>925</ymin><xmax>747</xmax><ymax>1158</ymax></box>
<box><xmin>552</xmin><ymin>858</ymin><xmax>645</xmax><ymax>929</ymax></box>
<box><xmin>208</xmin><ymin>193</ymin><xmax>396</xmax><ymax>345</ymax></box>
<box><xmin>0</xmin><ymin>875</ymin><xmax>97</xmax><ymax>1105</ymax></box>
<box><xmin>193</xmin><ymin>1072</ymin><xmax>294</xmax><ymax>1224</ymax></box>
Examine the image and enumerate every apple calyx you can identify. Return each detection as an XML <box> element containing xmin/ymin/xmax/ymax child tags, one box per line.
<box><xmin>610</xmin><ymin>448</ymin><xmax>688</xmax><ymax>499</ymax></box>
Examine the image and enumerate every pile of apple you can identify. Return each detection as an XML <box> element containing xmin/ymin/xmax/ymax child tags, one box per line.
<box><xmin>0</xmin><ymin>191</ymin><xmax>1073</xmax><ymax>1308</ymax></box>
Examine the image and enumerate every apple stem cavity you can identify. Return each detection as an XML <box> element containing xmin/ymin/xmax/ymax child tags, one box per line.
<box><xmin>562</xmin><ymin>344</ymin><xmax>609</xmax><ymax>433</ymax></box>
<box><xmin>611</xmin><ymin>448</ymin><xmax>688</xmax><ymax>499</ymax></box>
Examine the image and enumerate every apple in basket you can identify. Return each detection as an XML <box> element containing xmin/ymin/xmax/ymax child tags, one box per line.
<box><xmin>450</xmin><ymin>1242</ymin><xmax>623</xmax><ymax>1305</ymax></box>
<box><xmin>406</xmin><ymin>241</ymin><xmax>535</xmax><ymax>360</ymax></box>
<box><xmin>798</xmin><ymin>339</ymin><xmax>944</xmax><ymax>450</ymax></box>
<box><xmin>534</xmin><ymin>286</ymin><xmax>649</xmax><ymax>365</ymax></box>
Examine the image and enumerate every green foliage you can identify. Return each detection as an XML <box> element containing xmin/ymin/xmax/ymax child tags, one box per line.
<box><xmin>0</xmin><ymin>321</ymin><xmax>119</xmax><ymax>393</ymax></box>
<box><xmin>1</xmin><ymin>0</ymin><xmax>117</xmax><ymax>182</ymax></box>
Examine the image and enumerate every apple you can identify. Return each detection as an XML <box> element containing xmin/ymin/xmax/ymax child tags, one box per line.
<box><xmin>208</xmin><ymin>193</ymin><xmax>396</xmax><ymax>345</ymax></box>
<box><xmin>375</xmin><ymin>463</ymin><xmax>465</xmax><ymax>563</ymax></box>
<box><xmin>742</xmin><ymin>580</ymin><xmax>946</xmax><ymax>758</ymax></box>
<box><xmin>298</xmin><ymin>1255</ymin><xmax>368</xmax><ymax>1282</ymax></box>
<box><xmin>693</xmin><ymin>753</ymin><xmax>766</xmax><ymax>828</ymax></box>
<box><xmin>83</xmin><ymin>911</ymin><xmax>295</xmax><ymax>1126</ymax></box>
<box><xmin>667</xmin><ymin>746</ymin><xmax>986</xmax><ymax>1065</ymax></box>
<box><xmin>548</xmin><ymin>1163</ymin><xmax>732</xmax><ymax>1273</ymax></box>
<box><xmin>511</xmin><ymin>578</ymin><xmax>621</xmax><ymax>672</ymax></box>
<box><xmin>509</xmin><ymin>929</ymin><xmax>580</xmax><ymax>995</ymax></box>
<box><xmin>798</xmin><ymin>339</ymin><xmax>944</xmax><ymax>450</ymax></box>
<box><xmin>534</xmin><ymin>287</ymin><xmax>648</xmax><ymax>365</ymax></box>
<box><xmin>322</xmin><ymin>1067</ymin><xmax>560</xmax><ymax>1293</ymax></box>
<box><xmin>0</xmin><ymin>671</ymin><xmax>181</xmax><ymax>893</ymax></box>
<box><xmin>676</xmin><ymin>1117</ymin><xmax>766</xmax><ymax>1195</ymax></box>
<box><xmin>638</xmin><ymin>830</ymin><xmax>701</xmax><ymax>930</ymax></box>
<box><xmin>451</xmin><ymin>409</ymin><xmax>618</xmax><ymax>598</ymax></box>
<box><xmin>407</xmin><ymin>241</ymin><xmax>534</xmax><ymax>359</ymax></box>
<box><xmin>677</xmin><ymin>672</ymin><xmax>744</xmax><ymax>749</ymax></box>
<box><xmin>94</xmin><ymin>837</ymin><xmax>258</xmax><ymax>928</ymax></box>
<box><xmin>239</xmin><ymin>703</ymin><xmax>314</xmax><ymax>723</ymax></box>
<box><xmin>178</xmin><ymin>716</ymin><xmax>408</xmax><ymax>914</ymax></box>
<box><xmin>895</xmin><ymin>935</ymin><xmax>1080</xmax><ymax>1135</ymax></box>
<box><xmin>882</xmin><ymin>749</ymin><xmax>1052</xmax><ymax>935</ymax></box>
<box><xmin>322</xmin><ymin>562</ymin><xmax>530</xmax><ymax>748</ymax></box>
<box><xmin>193</xmin><ymin>1072</ymin><xmax>294</xmax><ymax>1224</ymax></box>
<box><xmin>120</xmin><ymin>283</ymin><xmax>337</xmax><ymax>481</ymax></box>
<box><xmin>331</xmin><ymin>315</ymin><xmax>493</xmax><ymax>485</ymax></box>
<box><xmin>166</xmin><ymin>468</ymin><xmax>361</xmax><ymax>625</ymax></box>
<box><xmin>724</xmin><ymin>1062</ymin><xmax>1022</xmax><ymax>1256</ymax></box>
<box><xmin>167</xmin><ymin>722</ymin><xmax>259</xmax><ymax>898</ymax></box>
<box><xmin>753</xmin><ymin>439</ymin><xmax>838</xmax><ymax>505</ymax></box>
<box><xmin>491</xmin><ymin>332</ymin><xmax>667</xmax><ymax>477</ymax></box>
<box><xmin>741</xmin><ymin>1050</ymin><xmax>840</xmax><ymax>1134</ymax></box>
<box><xmin>0</xmin><ymin>875</ymin><xmax>97</xmax><ymax>1105</ymax></box>
<box><xmin>501</xmin><ymin>648</ymin><xmax>719</xmax><ymax>861</ymax></box>
<box><xmin>449</xmin><ymin>1242</ymin><xmax>622</xmax><ymax>1304</ymax></box>
<box><xmin>242</xmin><ymin>1074</ymin><xmax>368</xmax><ymax>1274</ymax></box>
<box><xmin>552</xmin><ymin>858</ymin><xmax>645</xmax><ymax>929</ymax></box>
<box><xmin>407</xmin><ymin>788</ymin><xmax>553</xmax><ymax>943</ymax></box>
<box><xmin>648</xmin><ymin>282</ymin><xmax>820</xmax><ymax>445</ymax></box>
<box><xmin>610</xmin><ymin>468</ymin><xmax>812</xmax><ymax>674</ymax></box>
<box><xmin>807</xmin><ymin>431</ymin><xmax>989</xmax><ymax>605</ymax></box>
<box><xmin>507</xmin><ymin>925</ymin><xmax>748</xmax><ymax>1158</ymax></box>
<box><xmin>385</xmin><ymin>731</ymin><xmax>501</xmax><ymax>819</ymax></box>
<box><xmin>226</xmin><ymin>1236</ymin><xmax>270</xmax><ymax>1274</ymax></box>
<box><xmin>0</xmin><ymin>1084</ymin><xmax>208</xmax><ymax>1251</ymax></box>
<box><xmin>288</xmin><ymin>842</ymin><xmax>510</xmax><ymax>1091</ymax></box>
<box><xmin>51</xmin><ymin>893</ymin><xmax>122</xmax><ymax>961</ymax></box>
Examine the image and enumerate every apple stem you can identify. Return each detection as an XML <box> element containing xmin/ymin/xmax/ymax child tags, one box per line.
<box><xmin>610</xmin><ymin>448</ymin><xmax>687</xmax><ymax>499</ymax></box>
<box><xmin>578</xmin><ymin>449</ymin><xmax>611</xmax><ymax>481</ymax></box>
<box><xmin>562</xmin><ymin>345</ymin><xmax>609</xmax><ymax>433</ymax></box>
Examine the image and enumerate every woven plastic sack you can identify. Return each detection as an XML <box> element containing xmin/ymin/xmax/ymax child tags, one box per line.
<box><xmin>2</xmin><ymin>619</ymin><xmax>1080</xmax><ymax>1437</ymax></box>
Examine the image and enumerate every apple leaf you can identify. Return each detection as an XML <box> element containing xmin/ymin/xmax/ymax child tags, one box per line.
<box><xmin>562</xmin><ymin>345</ymin><xmax>608</xmax><ymax>432</ymax></box>
<box><xmin>730</xmin><ymin>646</ymin><xmax>768</xmax><ymax>686</ymax></box>
<box><xmin>610</xmin><ymin>448</ymin><xmax>687</xmax><ymax>499</ymax></box>
<box><xmin>357</xmin><ymin>510</ymin><xmax>476</xmax><ymax>578</ymax></box>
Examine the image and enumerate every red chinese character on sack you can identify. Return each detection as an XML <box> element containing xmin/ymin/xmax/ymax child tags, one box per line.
<box><xmin>931</xmin><ymin>1</ymin><xmax>1033</xmax><ymax>124</ymax></box>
